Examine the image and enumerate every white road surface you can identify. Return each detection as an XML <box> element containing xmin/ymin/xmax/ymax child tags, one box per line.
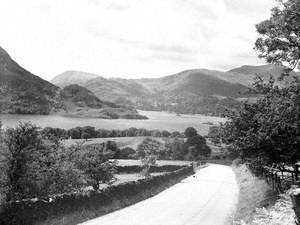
<box><xmin>80</xmin><ymin>164</ymin><xmax>239</xmax><ymax>225</ymax></box>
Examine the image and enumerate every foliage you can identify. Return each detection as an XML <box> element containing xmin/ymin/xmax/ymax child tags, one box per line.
<box><xmin>75</xmin><ymin>144</ymin><xmax>117</xmax><ymax>190</ymax></box>
<box><xmin>255</xmin><ymin>0</ymin><xmax>300</xmax><ymax>73</ymax></box>
<box><xmin>183</xmin><ymin>127</ymin><xmax>211</xmax><ymax>160</ymax></box>
<box><xmin>0</xmin><ymin>123</ymin><xmax>84</xmax><ymax>201</ymax></box>
<box><xmin>207</xmin><ymin>125</ymin><xmax>221</xmax><ymax>144</ymax></box>
<box><xmin>220</xmin><ymin>78</ymin><xmax>300</xmax><ymax>165</ymax></box>
<box><xmin>45</xmin><ymin>126</ymin><xmax>175</xmax><ymax>140</ymax></box>
<box><xmin>184</xmin><ymin>135</ymin><xmax>211</xmax><ymax>160</ymax></box>
<box><xmin>184</xmin><ymin>127</ymin><xmax>198</xmax><ymax>138</ymax></box>
<box><xmin>220</xmin><ymin>0</ymin><xmax>300</xmax><ymax>167</ymax></box>
<box><xmin>0</xmin><ymin>122</ymin><xmax>8</xmax><ymax>203</ymax></box>
<box><xmin>119</xmin><ymin>147</ymin><xmax>136</xmax><ymax>159</ymax></box>
<box><xmin>3</xmin><ymin>122</ymin><xmax>43</xmax><ymax>201</ymax></box>
<box><xmin>164</xmin><ymin>137</ymin><xmax>186</xmax><ymax>160</ymax></box>
<box><xmin>136</xmin><ymin>138</ymin><xmax>162</xmax><ymax>177</ymax></box>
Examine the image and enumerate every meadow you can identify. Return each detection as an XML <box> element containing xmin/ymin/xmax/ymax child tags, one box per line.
<box><xmin>63</xmin><ymin>136</ymin><xmax>163</xmax><ymax>149</ymax></box>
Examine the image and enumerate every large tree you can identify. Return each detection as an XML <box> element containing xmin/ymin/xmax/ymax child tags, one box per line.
<box><xmin>255</xmin><ymin>0</ymin><xmax>300</xmax><ymax>73</ymax></box>
<box><xmin>136</xmin><ymin>138</ymin><xmax>162</xmax><ymax>177</ymax></box>
<box><xmin>221</xmin><ymin>0</ymin><xmax>300</xmax><ymax>166</ymax></box>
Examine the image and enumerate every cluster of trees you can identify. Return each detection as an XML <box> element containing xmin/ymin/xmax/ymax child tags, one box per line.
<box><xmin>216</xmin><ymin>0</ymin><xmax>300</xmax><ymax>167</ymax></box>
<box><xmin>42</xmin><ymin>126</ymin><xmax>180</xmax><ymax>140</ymax></box>
<box><xmin>0</xmin><ymin>122</ymin><xmax>119</xmax><ymax>203</ymax></box>
<box><xmin>135</xmin><ymin>127</ymin><xmax>211</xmax><ymax>176</ymax></box>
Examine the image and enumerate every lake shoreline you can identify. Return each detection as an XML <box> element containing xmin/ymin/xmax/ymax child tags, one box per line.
<box><xmin>0</xmin><ymin>110</ymin><xmax>226</xmax><ymax>135</ymax></box>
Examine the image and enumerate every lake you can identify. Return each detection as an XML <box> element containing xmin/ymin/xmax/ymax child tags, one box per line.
<box><xmin>0</xmin><ymin>110</ymin><xmax>226</xmax><ymax>135</ymax></box>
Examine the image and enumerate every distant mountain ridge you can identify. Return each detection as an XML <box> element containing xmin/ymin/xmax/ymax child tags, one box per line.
<box><xmin>52</xmin><ymin>71</ymin><xmax>100</xmax><ymax>88</ymax></box>
<box><xmin>51</xmin><ymin>64</ymin><xmax>299</xmax><ymax>116</ymax></box>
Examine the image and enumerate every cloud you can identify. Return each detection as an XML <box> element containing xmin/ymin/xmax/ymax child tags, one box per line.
<box><xmin>0</xmin><ymin>0</ymin><xmax>275</xmax><ymax>80</ymax></box>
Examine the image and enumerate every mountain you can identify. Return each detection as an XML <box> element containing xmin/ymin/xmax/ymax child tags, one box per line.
<box><xmin>0</xmin><ymin>46</ymin><xmax>61</xmax><ymax>114</ymax></box>
<box><xmin>135</xmin><ymin>69</ymin><xmax>248</xmax><ymax>97</ymax></box>
<box><xmin>51</xmin><ymin>71</ymin><xmax>99</xmax><ymax>88</ymax></box>
<box><xmin>0</xmin><ymin>47</ymin><xmax>147</xmax><ymax>119</ymax></box>
<box><xmin>59</xmin><ymin>84</ymin><xmax>147</xmax><ymax>119</ymax></box>
<box><xmin>52</xmin><ymin>69</ymin><xmax>252</xmax><ymax>116</ymax></box>
<box><xmin>133</xmin><ymin>69</ymin><xmax>251</xmax><ymax>115</ymax></box>
<box><xmin>51</xmin><ymin>64</ymin><xmax>300</xmax><ymax>116</ymax></box>
<box><xmin>228</xmin><ymin>64</ymin><xmax>299</xmax><ymax>86</ymax></box>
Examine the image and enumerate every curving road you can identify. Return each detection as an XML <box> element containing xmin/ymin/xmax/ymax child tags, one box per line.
<box><xmin>80</xmin><ymin>164</ymin><xmax>239</xmax><ymax>225</ymax></box>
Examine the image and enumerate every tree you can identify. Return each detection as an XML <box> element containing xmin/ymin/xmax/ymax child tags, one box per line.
<box><xmin>76</xmin><ymin>144</ymin><xmax>117</xmax><ymax>190</ymax></box>
<box><xmin>119</xmin><ymin>147</ymin><xmax>136</xmax><ymax>159</ymax></box>
<box><xmin>255</xmin><ymin>0</ymin><xmax>300</xmax><ymax>74</ymax></box>
<box><xmin>69</xmin><ymin>127</ymin><xmax>81</xmax><ymax>139</ymax></box>
<box><xmin>0</xmin><ymin>123</ymin><xmax>83</xmax><ymax>201</ymax></box>
<box><xmin>136</xmin><ymin>138</ymin><xmax>162</xmax><ymax>177</ymax></box>
<box><xmin>0</xmin><ymin>122</ymin><xmax>8</xmax><ymax>203</ymax></box>
<box><xmin>170</xmin><ymin>131</ymin><xmax>182</xmax><ymax>138</ymax></box>
<box><xmin>184</xmin><ymin>135</ymin><xmax>211</xmax><ymax>160</ymax></box>
<box><xmin>220</xmin><ymin>78</ymin><xmax>300</xmax><ymax>165</ymax></box>
<box><xmin>164</xmin><ymin>137</ymin><xmax>186</xmax><ymax>160</ymax></box>
<box><xmin>104</xmin><ymin>141</ymin><xmax>120</xmax><ymax>159</ymax></box>
<box><xmin>220</xmin><ymin>0</ymin><xmax>300</xmax><ymax>166</ymax></box>
<box><xmin>3</xmin><ymin>123</ymin><xmax>43</xmax><ymax>200</ymax></box>
<box><xmin>81</xmin><ymin>132</ymin><xmax>90</xmax><ymax>141</ymax></box>
<box><xmin>208</xmin><ymin>126</ymin><xmax>222</xmax><ymax>145</ymax></box>
<box><xmin>184</xmin><ymin>127</ymin><xmax>198</xmax><ymax>138</ymax></box>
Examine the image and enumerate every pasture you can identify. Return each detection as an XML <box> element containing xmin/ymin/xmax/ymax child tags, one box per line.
<box><xmin>63</xmin><ymin>136</ymin><xmax>163</xmax><ymax>149</ymax></box>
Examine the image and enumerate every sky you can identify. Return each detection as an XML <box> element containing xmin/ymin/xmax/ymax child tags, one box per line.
<box><xmin>0</xmin><ymin>0</ymin><xmax>276</xmax><ymax>80</ymax></box>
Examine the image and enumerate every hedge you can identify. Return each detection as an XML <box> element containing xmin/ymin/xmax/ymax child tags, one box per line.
<box><xmin>0</xmin><ymin>166</ymin><xmax>194</xmax><ymax>225</ymax></box>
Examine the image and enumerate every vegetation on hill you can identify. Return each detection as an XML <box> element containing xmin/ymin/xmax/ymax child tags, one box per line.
<box><xmin>0</xmin><ymin>48</ymin><xmax>147</xmax><ymax>119</ymax></box>
<box><xmin>53</xmin><ymin>65</ymin><xmax>296</xmax><ymax>117</ymax></box>
<box><xmin>60</xmin><ymin>84</ymin><xmax>109</xmax><ymax>109</ymax></box>
<box><xmin>0</xmin><ymin>47</ymin><xmax>61</xmax><ymax>114</ymax></box>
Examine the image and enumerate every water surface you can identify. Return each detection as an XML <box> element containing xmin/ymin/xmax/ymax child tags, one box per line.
<box><xmin>0</xmin><ymin>111</ymin><xmax>226</xmax><ymax>135</ymax></box>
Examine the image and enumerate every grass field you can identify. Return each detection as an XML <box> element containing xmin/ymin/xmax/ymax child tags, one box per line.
<box><xmin>63</xmin><ymin>136</ymin><xmax>164</xmax><ymax>149</ymax></box>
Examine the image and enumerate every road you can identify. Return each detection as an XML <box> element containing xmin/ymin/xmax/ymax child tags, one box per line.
<box><xmin>80</xmin><ymin>164</ymin><xmax>239</xmax><ymax>225</ymax></box>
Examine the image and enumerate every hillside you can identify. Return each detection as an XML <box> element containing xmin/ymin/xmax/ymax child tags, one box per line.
<box><xmin>51</xmin><ymin>65</ymin><xmax>299</xmax><ymax>116</ymax></box>
<box><xmin>59</xmin><ymin>84</ymin><xmax>147</xmax><ymax>119</ymax></box>
<box><xmin>0</xmin><ymin>47</ymin><xmax>147</xmax><ymax>119</ymax></box>
<box><xmin>52</xmin><ymin>69</ymin><xmax>251</xmax><ymax>116</ymax></box>
<box><xmin>52</xmin><ymin>71</ymin><xmax>99</xmax><ymax>88</ymax></box>
<box><xmin>0</xmin><ymin>46</ymin><xmax>61</xmax><ymax>114</ymax></box>
<box><xmin>228</xmin><ymin>64</ymin><xmax>299</xmax><ymax>86</ymax></box>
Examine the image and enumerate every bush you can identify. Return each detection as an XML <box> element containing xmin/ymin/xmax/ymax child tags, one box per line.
<box><xmin>119</xmin><ymin>147</ymin><xmax>136</xmax><ymax>159</ymax></box>
<box><xmin>75</xmin><ymin>144</ymin><xmax>117</xmax><ymax>190</ymax></box>
<box><xmin>136</xmin><ymin>138</ymin><xmax>162</xmax><ymax>177</ymax></box>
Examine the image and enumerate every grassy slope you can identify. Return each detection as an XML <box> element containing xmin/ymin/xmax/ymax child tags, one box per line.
<box><xmin>232</xmin><ymin>164</ymin><xmax>275</xmax><ymax>224</ymax></box>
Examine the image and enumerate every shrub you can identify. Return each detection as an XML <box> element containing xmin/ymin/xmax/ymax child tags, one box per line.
<box><xmin>75</xmin><ymin>144</ymin><xmax>117</xmax><ymax>190</ymax></box>
<box><xmin>136</xmin><ymin>138</ymin><xmax>162</xmax><ymax>177</ymax></box>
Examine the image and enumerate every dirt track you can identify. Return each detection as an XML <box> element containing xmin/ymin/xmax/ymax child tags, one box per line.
<box><xmin>80</xmin><ymin>164</ymin><xmax>238</xmax><ymax>225</ymax></box>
